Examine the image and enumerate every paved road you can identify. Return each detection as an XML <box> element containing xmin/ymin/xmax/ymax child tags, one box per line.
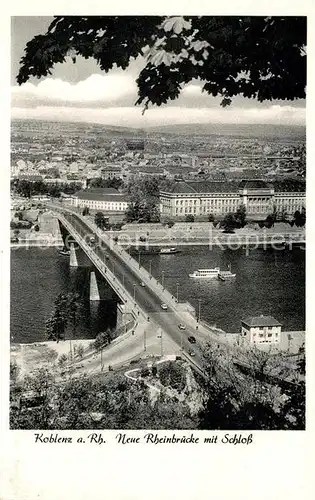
<box><xmin>62</xmin><ymin>212</ymin><xmax>207</xmax><ymax>366</ymax></box>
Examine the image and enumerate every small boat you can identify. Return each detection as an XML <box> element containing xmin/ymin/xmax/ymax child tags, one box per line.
<box><xmin>189</xmin><ymin>268</ymin><xmax>220</xmax><ymax>278</ymax></box>
<box><xmin>218</xmin><ymin>271</ymin><xmax>236</xmax><ymax>279</ymax></box>
<box><xmin>160</xmin><ymin>247</ymin><xmax>181</xmax><ymax>255</ymax></box>
<box><xmin>58</xmin><ymin>248</ymin><xmax>70</xmax><ymax>256</ymax></box>
<box><xmin>218</xmin><ymin>264</ymin><xmax>236</xmax><ymax>280</ymax></box>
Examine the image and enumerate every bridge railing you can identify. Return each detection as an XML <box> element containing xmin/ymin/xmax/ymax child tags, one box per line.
<box><xmin>51</xmin><ymin>203</ymin><xmax>190</xmax><ymax>312</ymax></box>
<box><xmin>83</xmin><ymin>222</ymin><xmax>191</xmax><ymax>311</ymax></box>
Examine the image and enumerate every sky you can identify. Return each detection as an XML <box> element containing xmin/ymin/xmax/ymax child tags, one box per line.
<box><xmin>11</xmin><ymin>16</ymin><xmax>306</xmax><ymax>129</ymax></box>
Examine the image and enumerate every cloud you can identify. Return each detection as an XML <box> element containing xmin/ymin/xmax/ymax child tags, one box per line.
<box><xmin>181</xmin><ymin>84</ymin><xmax>203</xmax><ymax>96</ymax></box>
<box><xmin>11</xmin><ymin>73</ymin><xmax>306</xmax><ymax>127</ymax></box>
<box><xmin>11</xmin><ymin>73</ymin><xmax>138</xmax><ymax>107</ymax></box>
<box><xmin>11</xmin><ymin>104</ymin><xmax>306</xmax><ymax>128</ymax></box>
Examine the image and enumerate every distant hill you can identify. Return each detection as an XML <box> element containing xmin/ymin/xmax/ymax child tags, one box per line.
<box><xmin>146</xmin><ymin>123</ymin><xmax>306</xmax><ymax>140</ymax></box>
<box><xmin>11</xmin><ymin>119</ymin><xmax>144</xmax><ymax>137</ymax></box>
<box><xmin>11</xmin><ymin>118</ymin><xmax>305</xmax><ymax>141</ymax></box>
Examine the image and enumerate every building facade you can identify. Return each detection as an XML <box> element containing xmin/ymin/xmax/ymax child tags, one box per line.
<box><xmin>160</xmin><ymin>179</ymin><xmax>305</xmax><ymax>218</ymax></box>
<box><xmin>98</xmin><ymin>165</ymin><xmax>123</xmax><ymax>179</ymax></box>
<box><xmin>240</xmin><ymin>315</ymin><xmax>282</xmax><ymax>344</ymax></box>
<box><xmin>69</xmin><ymin>188</ymin><xmax>128</xmax><ymax>212</ymax></box>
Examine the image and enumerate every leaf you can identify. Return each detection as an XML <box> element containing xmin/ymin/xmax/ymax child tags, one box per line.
<box><xmin>202</xmin><ymin>49</ymin><xmax>209</xmax><ymax>60</ymax></box>
<box><xmin>162</xmin><ymin>16</ymin><xmax>192</xmax><ymax>34</ymax></box>
<box><xmin>221</xmin><ymin>97</ymin><xmax>232</xmax><ymax>107</ymax></box>
<box><xmin>190</xmin><ymin>40</ymin><xmax>209</xmax><ymax>52</ymax></box>
<box><xmin>150</xmin><ymin>50</ymin><xmax>172</xmax><ymax>67</ymax></box>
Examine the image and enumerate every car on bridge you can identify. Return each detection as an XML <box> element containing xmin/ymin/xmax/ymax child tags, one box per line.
<box><xmin>178</xmin><ymin>324</ymin><xmax>186</xmax><ymax>330</ymax></box>
<box><xmin>188</xmin><ymin>351</ymin><xmax>196</xmax><ymax>357</ymax></box>
<box><xmin>140</xmin><ymin>282</ymin><xmax>145</xmax><ymax>287</ymax></box>
<box><xmin>188</xmin><ymin>336</ymin><xmax>196</xmax><ymax>344</ymax></box>
<box><xmin>160</xmin><ymin>303</ymin><xmax>168</xmax><ymax>310</ymax></box>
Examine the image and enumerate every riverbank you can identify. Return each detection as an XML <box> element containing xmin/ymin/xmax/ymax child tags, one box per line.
<box><xmin>113</xmin><ymin>227</ymin><xmax>305</xmax><ymax>248</ymax></box>
<box><xmin>11</xmin><ymin>211</ymin><xmax>63</xmax><ymax>248</ymax></box>
<box><xmin>11</xmin><ymin>241</ymin><xmax>63</xmax><ymax>248</ymax></box>
<box><xmin>125</xmin><ymin>239</ymin><xmax>305</xmax><ymax>248</ymax></box>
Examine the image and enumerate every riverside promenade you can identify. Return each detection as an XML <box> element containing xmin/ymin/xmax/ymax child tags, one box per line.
<box><xmin>102</xmin><ymin>221</ymin><xmax>305</xmax><ymax>249</ymax></box>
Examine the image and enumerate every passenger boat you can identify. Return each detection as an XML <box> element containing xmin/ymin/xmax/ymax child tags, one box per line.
<box><xmin>160</xmin><ymin>247</ymin><xmax>181</xmax><ymax>254</ymax></box>
<box><xmin>189</xmin><ymin>268</ymin><xmax>220</xmax><ymax>278</ymax></box>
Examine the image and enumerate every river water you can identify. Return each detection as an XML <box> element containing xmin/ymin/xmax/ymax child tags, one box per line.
<box><xmin>10</xmin><ymin>245</ymin><xmax>305</xmax><ymax>343</ymax></box>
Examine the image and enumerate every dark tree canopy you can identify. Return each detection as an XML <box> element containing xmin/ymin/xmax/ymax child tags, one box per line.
<box><xmin>17</xmin><ymin>16</ymin><xmax>306</xmax><ymax>108</ymax></box>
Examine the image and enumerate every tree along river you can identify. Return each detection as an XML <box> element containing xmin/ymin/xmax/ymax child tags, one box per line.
<box><xmin>10</xmin><ymin>245</ymin><xmax>305</xmax><ymax>343</ymax></box>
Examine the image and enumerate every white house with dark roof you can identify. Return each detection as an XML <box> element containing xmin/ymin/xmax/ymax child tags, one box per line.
<box><xmin>69</xmin><ymin>188</ymin><xmax>128</xmax><ymax>212</ymax></box>
<box><xmin>240</xmin><ymin>315</ymin><xmax>282</xmax><ymax>344</ymax></box>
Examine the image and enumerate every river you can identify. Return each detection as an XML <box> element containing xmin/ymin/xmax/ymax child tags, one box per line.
<box><xmin>10</xmin><ymin>245</ymin><xmax>305</xmax><ymax>343</ymax></box>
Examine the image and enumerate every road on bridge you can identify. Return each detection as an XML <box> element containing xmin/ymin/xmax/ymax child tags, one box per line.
<box><xmin>62</xmin><ymin>212</ymin><xmax>210</xmax><ymax>366</ymax></box>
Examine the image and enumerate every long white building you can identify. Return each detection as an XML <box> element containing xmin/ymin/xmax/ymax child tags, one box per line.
<box><xmin>69</xmin><ymin>188</ymin><xmax>128</xmax><ymax>212</ymax></box>
<box><xmin>160</xmin><ymin>180</ymin><xmax>305</xmax><ymax>218</ymax></box>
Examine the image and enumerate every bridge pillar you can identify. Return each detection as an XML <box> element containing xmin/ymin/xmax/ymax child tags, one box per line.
<box><xmin>69</xmin><ymin>243</ymin><xmax>78</xmax><ymax>267</ymax></box>
<box><xmin>90</xmin><ymin>271</ymin><xmax>100</xmax><ymax>301</ymax></box>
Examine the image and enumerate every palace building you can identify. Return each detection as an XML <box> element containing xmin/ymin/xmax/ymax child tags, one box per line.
<box><xmin>159</xmin><ymin>179</ymin><xmax>305</xmax><ymax>218</ymax></box>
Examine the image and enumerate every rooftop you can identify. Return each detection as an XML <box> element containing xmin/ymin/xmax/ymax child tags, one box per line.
<box><xmin>239</xmin><ymin>180</ymin><xmax>271</xmax><ymax>190</ymax></box>
<box><xmin>188</xmin><ymin>181</ymin><xmax>240</xmax><ymax>193</ymax></box>
<box><xmin>167</xmin><ymin>181</ymin><xmax>197</xmax><ymax>194</ymax></box>
<box><xmin>86</xmin><ymin>188</ymin><xmax>120</xmax><ymax>195</ymax></box>
<box><xmin>241</xmin><ymin>315</ymin><xmax>282</xmax><ymax>327</ymax></box>
<box><xmin>18</xmin><ymin>174</ymin><xmax>43</xmax><ymax>182</ymax></box>
<box><xmin>74</xmin><ymin>188</ymin><xmax>127</xmax><ymax>202</ymax></box>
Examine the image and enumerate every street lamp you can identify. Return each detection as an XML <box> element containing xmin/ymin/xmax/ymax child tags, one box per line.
<box><xmin>133</xmin><ymin>283</ymin><xmax>136</xmax><ymax>301</ymax></box>
<box><xmin>100</xmin><ymin>347</ymin><xmax>103</xmax><ymax>372</ymax></box>
<box><xmin>198</xmin><ymin>299</ymin><xmax>202</xmax><ymax>323</ymax></box>
<box><xmin>149</xmin><ymin>259</ymin><xmax>152</xmax><ymax>275</ymax></box>
<box><xmin>176</xmin><ymin>282</ymin><xmax>179</xmax><ymax>302</ymax></box>
<box><xmin>162</xmin><ymin>271</ymin><xmax>165</xmax><ymax>288</ymax></box>
<box><xmin>138</xmin><ymin>251</ymin><xmax>141</xmax><ymax>268</ymax></box>
<box><xmin>160</xmin><ymin>330</ymin><xmax>163</xmax><ymax>357</ymax></box>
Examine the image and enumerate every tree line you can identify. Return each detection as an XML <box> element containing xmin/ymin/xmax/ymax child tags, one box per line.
<box><xmin>11</xmin><ymin>179</ymin><xmax>83</xmax><ymax>198</ymax></box>
<box><xmin>10</xmin><ymin>338</ymin><xmax>305</xmax><ymax>430</ymax></box>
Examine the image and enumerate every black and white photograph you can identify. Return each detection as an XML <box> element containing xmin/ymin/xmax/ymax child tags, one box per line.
<box><xmin>8</xmin><ymin>14</ymin><xmax>307</xmax><ymax>433</ymax></box>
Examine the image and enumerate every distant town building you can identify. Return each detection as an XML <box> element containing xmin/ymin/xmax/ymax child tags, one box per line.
<box><xmin>160</xmin><ymin>179</ymin><xmax>305</xmax><ymax>218</ymax></box>
<box><xmin>18</xmin><ymin>174</ymin><xmax>43</xmax><ymax>182</ymax></box>
<box><xmin>31</xmin><ymin>195</ymin><xmax>51</xmax><ymax>202</ymax></box>
<box><xmin>240</xmin><ymin>315</ymin><xmax>282</xmax><ymax>344</ymax></box>
<box><xmin>125</xmin><ymin>138</ymin><xmax>145</xmax><ymax>151</ymax></box>
<box><xmin>98</xmin><ymin>165</ymin><xmax>122</xmax><ymax>179</ymax></box>
<box><xmin>69</xmin><ymin>188</ymin><xmax>128</xmax><ymax>212</ymax></box>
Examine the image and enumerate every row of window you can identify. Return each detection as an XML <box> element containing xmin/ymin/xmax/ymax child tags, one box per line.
<box><xmin>173</xmin><ymin>199</ymin><xmax>239</xmax><ymax>206</ymax></box>
<box><xmin>253</xmin><ymin>332</ymin><xmax>279</xmax><ymax>338</ymax></box>
<box><xmin>77</xmin><ymin>200</ymin><xmax>127</xmax><ymax>210</ymax></box>
<box><xmin>275</xmin><ymin>200</ymin><xmax>304</xmax><ymax>206</ymax></box>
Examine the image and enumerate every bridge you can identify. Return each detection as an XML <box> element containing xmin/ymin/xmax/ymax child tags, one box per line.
<box><xmin>43</xmin><ymin>204</ymin><xmax>305</xmax><ymax>386</ymax></box>
<box><xmin>48</xmin><ymin>204</ymin><xmax>224</xmax><ymax>371</ymax></box>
